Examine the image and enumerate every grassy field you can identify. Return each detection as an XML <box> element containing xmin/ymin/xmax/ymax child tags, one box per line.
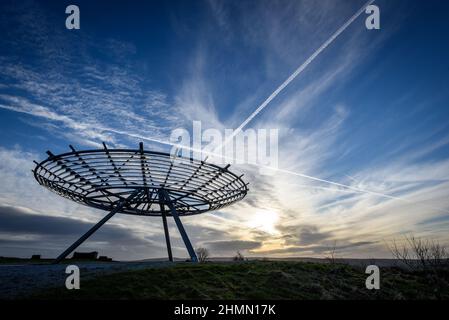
<box><xmin>31</xmin><ymin>261</ymin><xmax>449</xmax><ymax>300</ymax></box>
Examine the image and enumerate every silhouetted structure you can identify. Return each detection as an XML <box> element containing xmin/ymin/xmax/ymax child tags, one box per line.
<box><xmin>98</xmin><ymin>255</ymin><xmax>112</xmax><ymax>262</ymax></box>
<box><xmin>31</xmin><ymin>254</ymin><xmax>41</xmax><ymax>260</ymax></box>
<box><xmin>33</xmin><ymin>142</ymin><xmax>248</xmax><ymax>264</ymax></box>
<box><xmin>72</xmin><ymin>251</ymin><xmax>98</xmax><ymax>260</ymax></box>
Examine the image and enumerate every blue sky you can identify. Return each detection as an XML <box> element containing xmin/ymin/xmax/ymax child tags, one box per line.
<box><xmin>1</xmin><ymin>0</ymin><xmax>449</xmax><ymax>260</ymax></box>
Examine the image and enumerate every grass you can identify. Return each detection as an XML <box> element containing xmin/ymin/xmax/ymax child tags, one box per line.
<box><xmin>32</xmin><ymin>261</ymin><xmax>449</xmax><ymax>300</ymax></box>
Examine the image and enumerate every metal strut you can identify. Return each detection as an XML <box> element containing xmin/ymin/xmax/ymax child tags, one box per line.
<box><xmin>52</xmin><ymin>189</ymin><xmax>141</xmax><ymax>264</ymax></box>
<box><xmin>158</xmin><ymin>193</ymin><xmax>173</xmax><ymax>262</ymax></box>
<box><xmin>159</xmin><ymin>189</ymin><xmax>198</xmax><ymax>262</ymax></box>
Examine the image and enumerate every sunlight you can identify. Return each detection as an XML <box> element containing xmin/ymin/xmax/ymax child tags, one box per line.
<box><xmin>247</xmin><ymin>210</ymin><xmax>279</xmax><ymax>235</ymax></box>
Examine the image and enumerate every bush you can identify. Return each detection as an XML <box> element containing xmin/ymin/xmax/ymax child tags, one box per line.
<box><xmin>388</xmin><ymin>235</ymin><xmax>449</xmax><ymax>271</ymax></box>
<box><xmin>196</xmin><ymin>247</ymin><xmax>209</xmax><ymax>263</ymax></box>
<box><xmin>233</xmin><ymin>251</ymin><xmax>245</xmax><ymax>261</ymax></box>
<box><xmin>324</xmin><ymin>241</ymin><xmax>338</xmax><ymax>264</ymax></box>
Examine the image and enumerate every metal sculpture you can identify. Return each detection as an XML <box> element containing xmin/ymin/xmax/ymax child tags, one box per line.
<box><xmin>33</xmin><ymin>142</ymin><xmax>248</xmax><ymax>264</ymax></box>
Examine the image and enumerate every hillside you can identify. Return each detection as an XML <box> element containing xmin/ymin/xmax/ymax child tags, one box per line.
<box><xmin>32</xmin><ymin>261</ymin><xmax>449</xmax><ymax>300</ymax></box>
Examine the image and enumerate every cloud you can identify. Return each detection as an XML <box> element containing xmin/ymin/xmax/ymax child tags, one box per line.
<box><xmin>202</xmin><ymin>240</ymin><xmax>262</xmax><ymax>253</ymax></box>
<box><xmin>0</xmin><ymin>0</ymin><xmax>183</xmax><ymax>151</ymax></box>
<box><xmin>0</xmin><ymin>204</ymin><xmax>168</xmax><ymax>260</ymax></box>
<box><xmin>283</xmin><ymin>225</ymin><xmax>333</xmax><ymax>246</ymax></box>
<box><xmin>256</xmin><ymin>241</ymin><xmax>375</xmax><ymax>256</ymax></box>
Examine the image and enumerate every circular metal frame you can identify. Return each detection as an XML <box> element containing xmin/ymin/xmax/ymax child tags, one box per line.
<box><xmin>33</xmin><ymin>144</ymin><xmax>248</xmax><ymax>216</ymax></box>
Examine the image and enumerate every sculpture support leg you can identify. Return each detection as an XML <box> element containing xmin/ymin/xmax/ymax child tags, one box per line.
<box><xmin>52</xmin><ymin>189</ymin><xmax>141</xmax><ymax>264</ymax></box>
<box><xmin>159</xmin><ymin>189</ymin><xmax>198</xmax><ymax>262</ymax></box>
<box><xmin>159</xmin><ymin>201</ymin><xmax>173</xmax><ymax>262</ymax></box>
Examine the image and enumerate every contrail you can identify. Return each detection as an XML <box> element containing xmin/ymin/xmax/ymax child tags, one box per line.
<box><xmin>111</xmin><ymin>131</ymin><xmax>449</xmax><ymax>215</ymax></box>
<box><xmin>102</xmin><ymin>127</ymin><xmax>175</xmax><ymax>147</ymax></box>
<box><xmin>207</xmin><ymin>0</ymin><xmax>377</xmax><ymax>194</ymax></box>
<box><xmin>217</xmin><ymin>0</ymin><xmax>375</xmax><ymax>151</ymax></box>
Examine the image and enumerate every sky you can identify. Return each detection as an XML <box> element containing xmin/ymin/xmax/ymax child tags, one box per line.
<box><xmin>1</xmin><ymin>0</ymin><xmax>449</xmax><ymax>260</ymax></box>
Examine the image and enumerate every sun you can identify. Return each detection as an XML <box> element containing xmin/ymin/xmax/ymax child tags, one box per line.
<box><xmin>247</xmin><ymin>210</ymin><xmax>279</xmax><ymax>235</ymax></box>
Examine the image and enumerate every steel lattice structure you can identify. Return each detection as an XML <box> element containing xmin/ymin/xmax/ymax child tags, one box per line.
<box><xmin>33</xmin><ymin>142</ymin><xmax>248</xmax><ymax>263</ymax></box>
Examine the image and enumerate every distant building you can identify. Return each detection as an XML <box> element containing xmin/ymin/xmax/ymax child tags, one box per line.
<box><xmin>98</xmin><ymin>256</ymin><xmax>112</xmax><ymax>262</ymax></box>
<box><xmin>72</xmin><ymin>251</ymin><xmax>98</xmax><ymax>260</ymax></box>
<box><xmin>31</xmin><ymin>254</ymin><xmax>41</xmax><ymax>260</ymax></box>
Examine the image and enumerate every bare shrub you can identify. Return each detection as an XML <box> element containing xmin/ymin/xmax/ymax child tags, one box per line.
<box><xmin>324</xmin><ymin>241</ymin><xmax>338</xmax><ymax>264</ymax></box>
<box><xmin>388</xmin><ymin>235</ymin><xmax>449</xmax><ymax>299</ymax></box>
<box><xmin>388</xmin><ymin>235</ymin><xmax>448</xmax><ymax>271</ymax></box>
<box><xmin>233</xmin><ymin>251</ymin><xmax>245</xmax><ymax>261</ymax></box>
<box><xmin>196</xmin><ymin>247</ymin><xmax>210</xmax><ymax>263</ymax></box>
